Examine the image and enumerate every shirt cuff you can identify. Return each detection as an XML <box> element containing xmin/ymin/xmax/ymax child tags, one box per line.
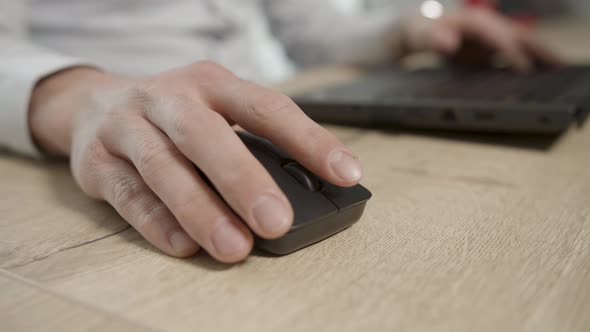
<box><xmin>0</xmin><ymin>53</ymin><xmax>90</xmax><ymax>158</ymax></box>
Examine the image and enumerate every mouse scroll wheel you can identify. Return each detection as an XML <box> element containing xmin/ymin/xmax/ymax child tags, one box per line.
<box><xmin>282</xmin><ymin>162</ymin><xmax>322</xmax><ymax>192</ymax></box>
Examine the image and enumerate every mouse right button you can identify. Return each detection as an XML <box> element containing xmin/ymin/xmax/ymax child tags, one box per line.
<box><xmin>321</xmin><ymin>182</ymin><xmax>372</xmax><ymax>210</ymax></box>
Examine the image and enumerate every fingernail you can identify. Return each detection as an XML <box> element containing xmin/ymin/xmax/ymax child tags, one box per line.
<box><xmin>329</xmin><ymin>150</ymin><xmax>362</xmax><ymax>183</ymax></box>
<box><xmin>252</xmin><ymin>194</ymin><xmax>292</xmax><ymax>237</ymax></box>
<box><xmin>169</xmin><ymin>230</ymin><xmax>196</xmax><ymax>254</ymax></box>
<box><xmin>211</xmin><ymin>220</ymin><xmax>250</xmax><ymax>258</ymax></box>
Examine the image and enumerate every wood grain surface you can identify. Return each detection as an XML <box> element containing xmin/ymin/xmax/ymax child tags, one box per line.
<box><xmin>0</xmin><ymin>270</ymin><xmax>153</xmax><ymax>332</ymax></box>
<box><xmin>1</xmin><ymin>19</ymin><xmax>589</xmax><ymax>332</ymax></box>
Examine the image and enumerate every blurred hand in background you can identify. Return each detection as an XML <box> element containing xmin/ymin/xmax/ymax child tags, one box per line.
<box><xmin>398</xmin><ymin>6</ymin><xmax>564</xmax><ymax>71</ymax></box>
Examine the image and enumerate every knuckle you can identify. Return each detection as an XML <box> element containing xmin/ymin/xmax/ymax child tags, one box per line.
<box><xmin>246</xmin><ymin>91</ymin><xmax>295</xmax><ymax>122</ymax></box>
<box><xmin>169</xmin><ymin>106</ymin><xmax>195</xmax><ymax>143</ymax></box>
<box><xmin>190</xmin><ymin>60</ymin><xmax>234</xmax><ymax>82</ymax></box>
<box><xmin>96</xmin><ymin>105</ymin><xmax>146</xmax><ymax>143</ymax></box>
<box><xmin>135</xmin><ymin>138</ymin><xmax>178</xmax><ymax>177</ymax></box>
<box><xmin>126</xmin><ymin>85</ymin><xmax>156</xmax><ymax>108</ymax></box>
<box><xmin>96</xmin><ymin>113</ymin><xmax>122</xmax><ymax>139</ymax></box>
<box><xmin>170</xmin><ymin>105</ymin><xmax>224</xmax><ymax>144</ymax></box>
<box><xmin>134</xmin><ymin>203</ymin><xmax>167</xmax><ymax>231</ymax></box>
<box><xmin>108</xmin><ymin>172</ymin><xmax>144</xmax><ymax>208</ymax></box>
<box><xmin>100</xmin><ymin>84</ymin><xmax>155</xmax><ymax>120</ymax></box>
<box><xmin>72</xmin><ymin>140</ymin><xmax>110</xmax><ymax>198</ymax></box>
<box><xmin>80</xmin><ymin>139</ymin><xmax>108</xmax><ymax>169</ymax></box>
<box><xmin>125</xmin><ymin>84</ymin><xmax>158</xmax><ymax>117</ymax></box>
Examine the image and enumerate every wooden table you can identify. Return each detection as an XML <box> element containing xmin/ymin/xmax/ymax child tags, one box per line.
<box><xmin>2</xmin><ymin>20</ymin><xmax>590</xmax><ymax>332</ymax></box>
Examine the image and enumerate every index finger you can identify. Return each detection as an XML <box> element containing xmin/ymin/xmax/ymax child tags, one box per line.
<box><xmin>194</xmin><ymin>64</ymin><xmax>363</xmax><ymax>187</ymax></box>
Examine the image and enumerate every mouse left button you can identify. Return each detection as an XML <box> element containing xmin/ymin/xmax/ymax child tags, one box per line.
<box><xmin>237</xmin><ymin>131</ymin><xmax>291</xmax><ymax>161</ymax></box>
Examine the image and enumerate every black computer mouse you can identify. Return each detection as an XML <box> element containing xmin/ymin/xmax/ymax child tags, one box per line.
<box><xmin>237</xmin><ymin>131</ymin><xmax>372</xmax><ymax>255</ymax></box>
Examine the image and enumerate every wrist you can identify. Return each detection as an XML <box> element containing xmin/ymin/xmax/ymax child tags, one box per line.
<box><xmin>29</xmin><ymin>67</ymin><xmax>118</xmax><ymax>156</ymax></box>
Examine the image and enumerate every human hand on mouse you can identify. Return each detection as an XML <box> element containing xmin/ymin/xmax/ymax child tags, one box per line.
<box><xmin>399</xmin><ymin>7</ymin><xmax>563</xmax><ymax>71</ymax></box>
<box><xmin>29</xmin><ymin>61</ymin><xmax>363</xmax><ymax>263</ymax></box>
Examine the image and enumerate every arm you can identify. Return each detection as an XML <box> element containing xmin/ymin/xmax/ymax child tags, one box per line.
<box><xmin>0</xmin><ymin>1</ymin><xmax>91</xmax><ymax>156</ymax></box>
<box><xmin>1</xmin><ymin>2</ymin><xmax>363</xmax><ymax>263</ymax></box>
<box><xmin>263</xmin><ymin>1</ymin><xmax>562</xmax><ymax>72</ymax></box>
<box><xmin>262</xmin><ymin>0</ymin><xmax>405</xmax><ymax>67</ymax></box>
<box><xmin>27</xmin><ymin>61</ymin><xmax>364</xmax><ymax>263</ymax></box>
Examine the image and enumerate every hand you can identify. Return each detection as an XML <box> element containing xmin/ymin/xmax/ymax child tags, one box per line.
<box><xmin>29</xmin><ymin>62</ymin><xmax>363</xmax><ymax>263</ymax></box>
<box><xmin>401</xmin><ymin>8</ymin><xmax>563</xmax><ymax>71</ymax></box>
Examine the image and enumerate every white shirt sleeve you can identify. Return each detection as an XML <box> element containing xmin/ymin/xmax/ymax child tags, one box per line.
<box><xmin>263</xmin><ymin>0</ymin><xmax>405</xmax><ymax>68</ymax></box>
<box><xmin>0</xmin><ymin>1</ymin><xmax>90</xmax><ymax>157</ymax></box>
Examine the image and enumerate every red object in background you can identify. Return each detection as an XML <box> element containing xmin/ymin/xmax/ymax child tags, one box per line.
<box><xmin>464</xmin><ymin>0</ymin><xmax>537</xmax><ymax>27</ymax></box>
<box><xmin>465</xmin><ymin>0</ymin><xmax>497</xmax><ymax>9</ymax></box>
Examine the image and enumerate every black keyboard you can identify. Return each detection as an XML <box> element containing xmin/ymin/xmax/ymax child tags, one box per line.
<box><xmin>373</xmin><ymin>67</ymin><xmax>590</xmax><ymax>103</ymax></box>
